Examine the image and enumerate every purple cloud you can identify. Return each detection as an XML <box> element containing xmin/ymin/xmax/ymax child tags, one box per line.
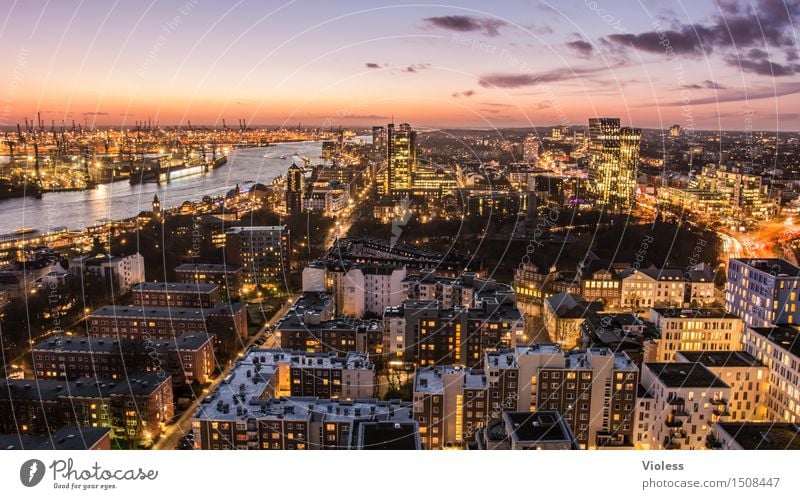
<box><xmin>423</xmin><ymin>15</ymin><xmax>507</xmax><ymax>37</ymax></box>
<box><xmin>566</xmin><ymin>40</ymin><xmax>594</xmax><ymax>58</ymax></box>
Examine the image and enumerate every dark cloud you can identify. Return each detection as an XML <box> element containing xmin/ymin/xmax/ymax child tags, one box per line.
<box><xmin>342</xmin><ymin>114</ymin><xmax>388</xmax><ymax>120</ymax></box>
<box><xmin>403</xmin><ymin>63</ymin><xmax>431</xmax><ymax>73</ymax></box>
<box><xmin>682</xmin><ymin>80</ymin><xmax>727</xmax><ymax>90</ymax></box>
<box><xmin>365</xmin><ymin>62</ymin><xmax>381</xmax><ymax>69</ymax></box>
<box><xmin>605</xmin><ymin>27</ymin><xmax>711</xmax><ymax>56</ymax></box>
<box><xmin>703</xmin><ymin>79</ymin><xmax>726</xmax><ymax>89</ymax></box>
<box><xmin>423</xmin><ymin>15</ymin><xmax>507</xmax><ymax>37</ymax></box>
<box><xmin>724</xmin><ymin>56</ymin><xmax>799</xmax><ymax>76</ymax></box>
<box><xmin>664</xmin><ymin>81</ymin><xmax>800</xmax><ymax>105</ymax></box>
<box><xmin>81</xmin><ymin>112</ymin><xmax>108</xmax><ymax>116</ymax></box>
<box><xmin>478</xmin><ymin>64</ymin><xmax>615</xmax><ymax>88</ymax></box>
<box><xmin>452</xmin><ymin>90</ymin><xmax>476</xmax><ymax>98</ymax></box>
<box><xmin>604</xmin><ymin>0</ymin><xmax>800</xmax><ymax>75</ymax></box>
<box><xmin>566</xmin><ymin>40</ymin><xmax>593</xmax><ymax>58</ymax></box>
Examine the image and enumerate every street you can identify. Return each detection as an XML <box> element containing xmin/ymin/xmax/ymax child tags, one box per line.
<box><xmin>154</xmin><ymin>293</ymin><xmax>298</xmax><ymax>450</ymax></box>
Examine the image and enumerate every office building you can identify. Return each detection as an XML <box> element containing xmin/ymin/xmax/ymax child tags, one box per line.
<box><xmin>587</xmin><ymin>118</ymin><xmax>641</xmax><ymax>213</ymax></box>
<box><xmin>379</xmin><ymin>123</ymin><xmax>416</xmax><ymax>195</ymax></box>
<box><xmin>286</xmin><ymin>162</ymin><xmax>305</xmax><ymax>214</ymax></box>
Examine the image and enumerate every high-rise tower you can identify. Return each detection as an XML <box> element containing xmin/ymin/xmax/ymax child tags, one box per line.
<box><xmin>587</xmin><ymin>118</ymin><xmax>640</xmax><ymax>213</ymax></box>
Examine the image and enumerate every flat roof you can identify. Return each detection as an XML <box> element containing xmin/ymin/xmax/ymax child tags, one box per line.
<box><xmin>503</xmin><ymin>411</ymin><xmax>574</xmax><ymax>444</ymax></box>
<box><xmin>676</xmin><ymin>350</ymin><xmax>764</xmax><ymax>368</ymax></box>
<box><xmin>716</xmin><ymin>422</ymin><xmax>800</xmax><ymax>450</ymax></box>
<box><xmin>248</xmin><ymin>348</ymin><xmax>373</xmax><ymax>371</ymax></box>
<box><xmin>414</xmin><ymin>365</ymin><xmax>484</xmax><ymax>393</ymax></box>
<box><xmin>357</xmin><ymin>421</ymin><xmax>420</xmax><ymax>450</ymax></box>
<box><xmin>89</xmin><ymin>302</ymin><xmax>244</xmax><ymax>320</ymax></box>
<box><xmin>0</xmin><ymin>372</ymin><xmax>170</xmax><ymax>401</ymax></box>
<box><xmin>733</xmin><ymin>258</ymin><xmax>800</xmax><ymax>276</ymax></box>
<box><xmin>175</xmin><ymin>263</ymin><xmax>242</xmax><ymax>272</ymax></box>
<box><xmin>0</xmin><ymin>426</ymin><xmax>110</xmax><ymax>450</ymax></box>
<box><xmin>651</xmin><ymin>308</ymin><xmax>738</xmax><ymax>319</ymax></box>
<box><xmin>131</xmin><ymin>282</ymin><xmax>218</xmax><ymax>293</ymax></box>
<box><xmin>748</xmin><ymin>326</ymin><xmax>800</xmax><ymax>359</ymax></box>
<box><xmin>644</xmin><ymin>362</ymin><xmax>728</xmax><ymax>389</ymax></box>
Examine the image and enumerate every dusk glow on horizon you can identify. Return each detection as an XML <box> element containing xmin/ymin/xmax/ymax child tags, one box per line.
<box><xmin>1</xmin><ymin>0</ymin><xmax>800</xmax><ymax>130</ymax></box>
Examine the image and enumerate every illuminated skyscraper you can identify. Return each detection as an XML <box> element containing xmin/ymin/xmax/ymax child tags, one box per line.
<box><xmin>372</xmin><ymin>125</ymin><xmax>386</xmax><ymax>162</ymax></box>
<box><xmin>380</xmin><ymin>123</ymin><xmax>416</xmax><ymax>195</ymax></box>
<box><xmin>523</xmin><ymin>133</ymin><xmax>539</xmax><ymax>164</ymax></box>
<box><xmin>587</xmin><ymin>118</ymin><xmax>641</xmax><ymax>213</ymax></box>
<box><xmin>286</xmin><ymin>162</ymin><xmax>304</xmax><ymax>214</ymax></box>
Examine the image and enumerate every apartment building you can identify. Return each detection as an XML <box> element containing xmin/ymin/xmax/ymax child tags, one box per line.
<box><xmin>709</xmin><ymin>422</ymin><xmax>800</xmax><ymax>450</ymax></box>
<box><xmin>0</xmin><ymin>373</ymin><xmax>173</xmax><ymax>445</ymax></box>
<box><xmin>130</xmin><ymin>282</ymin><xmax>220</xmax><ymax>308</ymax></box>
<box><xmin>675</xmin><ymin>351</ymin><xmax>769</xmax><ymax>421</ymax></box>
<box><xmin>225</xmin><ymin>225</ymin><xmax>291</xmax><ymax>287</ymax></box>
<box><xmin>70</xmin><ymin>252</ymin><xmax>145</xmax><ymax>294</ymax></box>
<box><xmin>236</xmin><ymin>349</ymin><xmax>375</xmax><ymax>400</ymax></box>
<box><xmin>174</xmin><ymin>263</ymin><xmax>243</xmax><ymax>300</ymax></box>
<box><xmin>619</xmin><ymin>266</ymin><xmax>715</xmax><ymax>310</ymax></box>
<box><xmin>302</xmin><ymin>260</ymin><xmax>407</xmax><ymax>318</ymax></box>
<box><xmin>638</xmin><ymin>363</ymin><xmax>730</xmax><ymax>449</ymax></box>
<box><xmin>86</xmin><ymin>303</ymin><xmax>247</xmax><ymax>351</ymax></box>
<box><xmin>32</xmin><ymin>333</ymin><xmax>215</xmax><ymax>386</ymax></box>
<box><xmin>726</xmin><ymin>258</ymin><xmax>800</xmax><ymax>327</ymax></box>
<box><xmin>472</xmin><ymin>411</ymin><xmax>579</xmax><ymax>450</ymax></box>
<box><xmin>743</xmin><ymin>325</ymin><xmax>800</xmax><ymax>423</ymax></box>
<box><xmin>644</xmin><ymin>308</ymin><xmax>744</xmax><ymax>362</ymax></box>
<box><xmin>193</xmin><ymin>395</ymin><xmax>415</xmax><ymax>450</ymax></box>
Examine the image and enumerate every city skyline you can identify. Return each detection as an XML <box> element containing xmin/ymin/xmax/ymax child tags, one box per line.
<box><xmin>1</xmin><ymin>0</ymin><xmax>800</xmax><ymax>130</ymax></box>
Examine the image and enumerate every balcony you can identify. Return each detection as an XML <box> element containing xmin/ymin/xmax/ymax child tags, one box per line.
<box><xmin>667</xmin><ymin>397</ymin><xmax>685</xmax><ymax>406</ymax></box>
<box><xmin>671</xmin><ymin>408</ymin><xmax>689</xmax><ymax>418</ymax></box>
<box><xmin>664</xmin><ymin>419</ymin><xmax>684</xmax><ymax>428</ymax></box>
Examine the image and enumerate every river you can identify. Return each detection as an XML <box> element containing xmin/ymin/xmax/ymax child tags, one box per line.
<box><xmin>0</xmin><ymin>141</ymin><xmax>322</xmax><ymax>233</ymax></box>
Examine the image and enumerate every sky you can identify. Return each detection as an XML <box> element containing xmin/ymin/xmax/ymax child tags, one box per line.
<box><xmin>0</xmin><ymin>0</ymin><xmax>799</xmax><ymax>130</ymax></box>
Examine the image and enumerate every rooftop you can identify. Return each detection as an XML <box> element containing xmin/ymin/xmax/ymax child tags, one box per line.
<box><xmin>748</xmin><ymin>326</ymin><xmax>800</xmax><ymax>359</ymax></box>
<box><xmin>644</xmin><ymin>362</ymin><xmax>729</xmax><ymax>389</ymax></box>
<box><xmin>248</xmin><ymin>348</ymin><xmax>373</xmax><ymax>371</ymax></box>
<box><xmin>356</xmin><ymin>421</ymin><xmax>421</xmax><ymax>450</ymax></box>
<box><xmin>0</xmin><ymin>426</ymin><xmax>110</xmax><ymax>450</ymax></box>
<box><xmin>131</xmin><ymin>281</ymin><xmax>219</xmax><ymax>293</ymax></box>
<box><xmin>733</xmin><ymin>258</ymin><xmax>800</xmax><ymax>277</ymax></box>
<box><xmin>413</xmin><ymin>365</ymin><xmax>485</xmax><ymax>393</ymax></box>
<box><xmin>33</xmin><ymin>334</ymin><xmax>214</xmax><ymax>354</ymax></box>
<box><xmin>502</xmin><ymin>411</ymin><xmax>578</xmax><ymax>448</ymax></box>
<box><xmin>0</xmin><ymin>372</ymin><xmax>170</xmax><ymax>401</ymax></box>
<box><xmin>716</xmin><ymin>422</ymin><xmax>800</xmax><ymax>450</ymax></box>
<box><xmin>675</xmin><ymin>350</ymin><xmax>764</xmax><ymax>368</ymax></box>
<box><xmin>88</xmin><ymin>302</ymin><xmax>244</xmax><ymax>320</ymax></box>
<box><xmin>174</xmin><ymin>263</ymin><xmax>242</xmax><ymax>273</ymax></box>
<box><xmin>651</xmin><ymin>308</ymin><xmax>739</xmax><ymax>320</ymax></box>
